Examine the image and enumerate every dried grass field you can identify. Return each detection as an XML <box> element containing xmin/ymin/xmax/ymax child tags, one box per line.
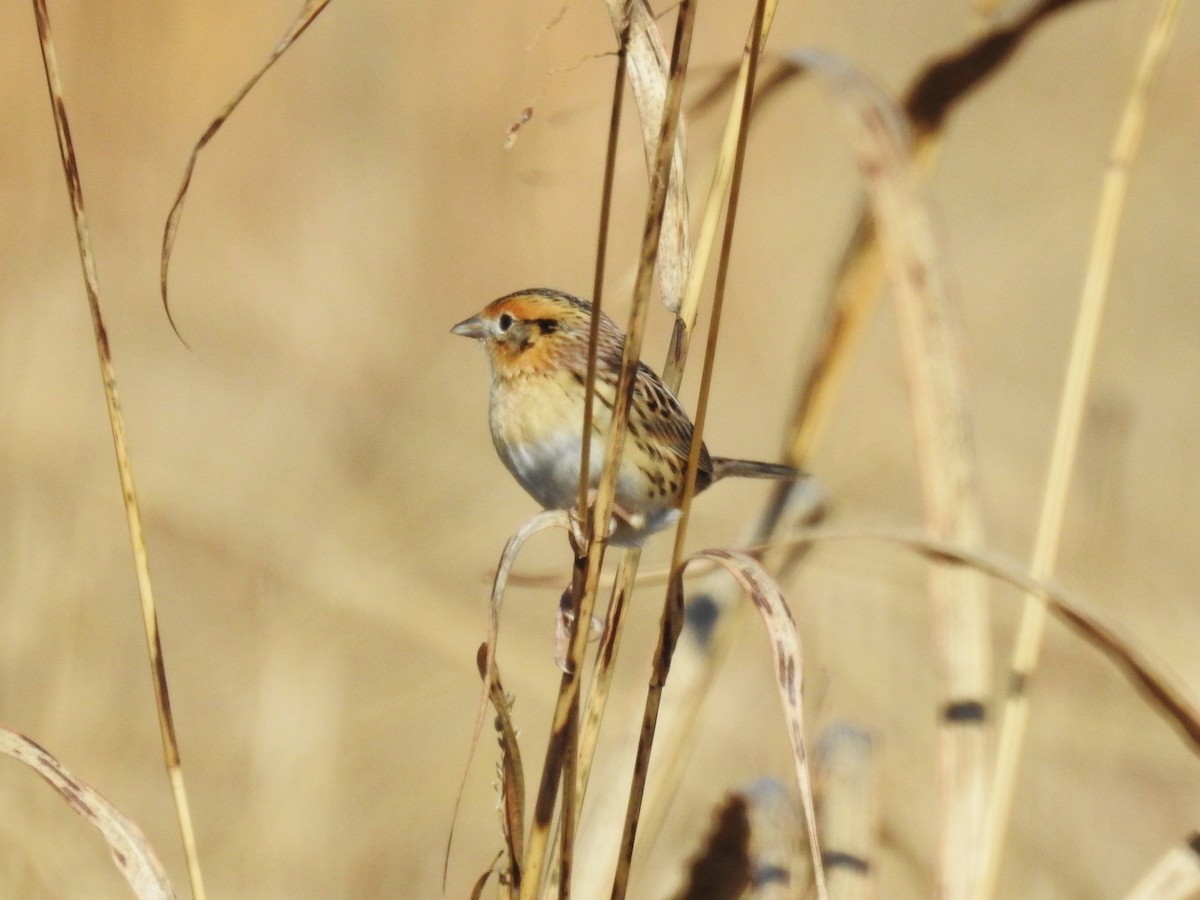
<box><xmin>1</xmin><ymin>1</ymin><xmax>1198</xmax><ymax>897</ymax></box>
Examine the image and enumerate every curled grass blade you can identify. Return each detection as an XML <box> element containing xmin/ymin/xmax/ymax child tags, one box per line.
<box><xmin>0</xmin><ymin>726</ymin><xmax>175</xmax><ymax>900</ymax></box>
<box><xmin>445</xmin><ymin>510</ymin><xmax>570</xmax><ymax>893</ymax></box>
<box><xmin>159</xmin><ymin>0</ymin><xmax>334</xmax><ymax>342</ymax></box>
<box><xmin>684</xmin><ymin>550</ymin><xmax>828</xmax><ymax>900</ymax></box>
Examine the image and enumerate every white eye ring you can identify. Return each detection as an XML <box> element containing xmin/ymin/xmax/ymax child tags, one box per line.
<box><xmin>497</xmin><ymin>313</ymin><xmax>514</xmax><ymax>332</ymax></box>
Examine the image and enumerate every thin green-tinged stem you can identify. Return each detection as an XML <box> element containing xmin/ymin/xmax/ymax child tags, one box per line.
<box><xmin>32</xmin><ymin>3</ymin><xmax>205</xmax><ymax>898</ymax></box>
<box><xmin>978</xmin><ymin>1</ymin><xmax>1184</xmax><ymax>895</ymax></box>
<box><xmin>518</xmin><ymin>3</ymin><xmax>696</xmax><ymax>896</ymax></box>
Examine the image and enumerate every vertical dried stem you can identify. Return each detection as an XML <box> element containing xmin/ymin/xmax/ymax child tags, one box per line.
<box><xmin>613</xmin><ymin>0</ymin><xmax>768</xmax><ymax>894</ymax></box>
<box><xmin>31</xmin><ymin>3</ymin><xmax>206</xmax><ymax>898</ymax></box>
<box><xmin>519</xmin><ymin>4</ymin><xmax>697</xmax><ymax>896</ymax></box>
<box><xmin>559</xmin><ymin>11</ymin><xmax>633</xmax><ymax>893</ymax></box>
<box><xmin>978</xmin><ymin>1</ymin><xmax>1184</xmax><ymax>894</ymax></box>
<box><xmin>662</xmin><ymin>0</ymin><xmax>781</xmax><ymax>383</ymax></box>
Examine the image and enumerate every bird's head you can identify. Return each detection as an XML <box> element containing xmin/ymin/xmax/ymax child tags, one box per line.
<box><xmin>451</xmin><ymin>288</ymin><xmax>617</xmax><ymax>377</ymax></box>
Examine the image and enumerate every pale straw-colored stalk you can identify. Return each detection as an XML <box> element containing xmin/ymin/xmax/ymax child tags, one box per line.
<box><xmin>32</xmin><ymin>3</ymin><xmax>206</xmax><ymax>897</ymax></box>
<box><xmin>518</xmin><ymin>4</ymin><xmax>698</xmax><ymax>895</ymax></box>
<box><xmin>976</xmin><ymin>1</ymin><xmax>1184</xmax><ymax>894</ymax></box>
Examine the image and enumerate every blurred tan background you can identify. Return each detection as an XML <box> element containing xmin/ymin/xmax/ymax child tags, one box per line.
<box><xmin>1</xmin><ymin>1</ymin><xmax>1197</xmax><ymax>897</ymax></box>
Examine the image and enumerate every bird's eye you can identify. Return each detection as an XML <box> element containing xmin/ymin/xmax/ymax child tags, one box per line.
<box><xmin>497</xmin><ymin>313</ymin><xmax>514</xmax><ymax>332</ymax></box>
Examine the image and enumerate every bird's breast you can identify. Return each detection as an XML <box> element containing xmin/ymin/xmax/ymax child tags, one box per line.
<box><xmin>489</xmin><ymin>374</ymin><xmax>601</xmax><ymax>512</ymax></box>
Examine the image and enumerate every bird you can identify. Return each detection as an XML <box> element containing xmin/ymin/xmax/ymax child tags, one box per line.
<box><xmin>451</xmin><ymin>288</ymin><xmax>804</xmax><ymax>546</ymax></box>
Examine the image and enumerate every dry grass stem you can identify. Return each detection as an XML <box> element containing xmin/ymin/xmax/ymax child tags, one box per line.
<box><xmin>662</xmin><ymin>0</ymin><xmax>780</xmax><ymax>384</ymax></box>
<box><xmin>604</xmin><ymin>0</ymin><xmax>790</xmax><ymax>872</ymax></box>
<box><xmin>31</xmin><ymin>3</ymin><xmax>206</xmax><ymax>897</ymax></box>
<box><xmin>978</xmin><ymin>0</ymin><xmax>1185</xmax><ymax>894</ymax></box>
<box><xmin>558</xmin><ymin>13</ymin><xmax>633</xmax><ymax>894</ymax></box>
<box><xmin>519</xmin><ymin>6</ymin><xmax>699</xmax><ymax>895</ymax></box>
<box><xmin>159</xmin><ymin>0</ymin><xmax>333</xmax><ymax>341</ymax></box>
<box><xmin>1122</xmin><ymin>835</ymin><xmax>1200</xmax><ymax>900</ymax></box>
<box><xmin>664</xmin><ymin>0</ymin><xmax>769</xmax><ymax>581</ymax></box>
<box><xmin>612</xmin><ymin>1</ymin><xmax>784</xmax><ymax>893</ymax></box>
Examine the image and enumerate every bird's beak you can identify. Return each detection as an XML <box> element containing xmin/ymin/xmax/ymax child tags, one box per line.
<box><xmin>451</xmin><ymin>314</ymin><xmax>489</xmax><ymax>340</ymax></box>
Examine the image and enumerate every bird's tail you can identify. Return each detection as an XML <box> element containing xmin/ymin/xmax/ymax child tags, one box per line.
<box><xmin>710</xmin><ymin>457</ymin><xmax>802</xmax><ymax>483</ymax></box>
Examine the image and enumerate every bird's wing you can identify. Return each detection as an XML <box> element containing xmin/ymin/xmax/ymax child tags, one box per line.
<box><xmin>633</xmin><ymin>363</ymin><xmax>714</xmax><ymax>483</ymax></box>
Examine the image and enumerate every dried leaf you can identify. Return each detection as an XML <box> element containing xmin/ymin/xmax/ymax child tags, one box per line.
<box><xmin>604</xmin><ymin>0</ymin><xmax>691</xmax><ymax>310</ymax></box>
<box><xmin>0</xmin><ymin>727</ymin><xmax>175</xmax><ymax>899</ymax></box>
<box><xmin>32</xmin><ymin>3</ymin><xmax>205</xmax><ymax>895</ymax></box>
<box><xmin>444</xmin><ymin>510</ymin><xmax>569</xmax><ymax>891</ymax></box>
<box><xmin>476</xmin><ymin>645</ymin><xmax>525</xmax><ymax>888</ymax></box>
<box><xmin>682</xmin><ymin>550</ymin><xmax>828</xmax><ymax>900</ymax></box>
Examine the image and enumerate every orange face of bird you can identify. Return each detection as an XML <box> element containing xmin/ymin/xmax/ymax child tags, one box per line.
<box><xmin>450</xmin><ymin>289</ymin><xmax>601</xmax><ymax>377</ymax></box>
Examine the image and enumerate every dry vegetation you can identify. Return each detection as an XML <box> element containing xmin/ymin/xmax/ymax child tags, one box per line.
<box><xmin>1</xmin><ymin>1</ymin><xmax>1198</xmax><ymax>898</ymax></box>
